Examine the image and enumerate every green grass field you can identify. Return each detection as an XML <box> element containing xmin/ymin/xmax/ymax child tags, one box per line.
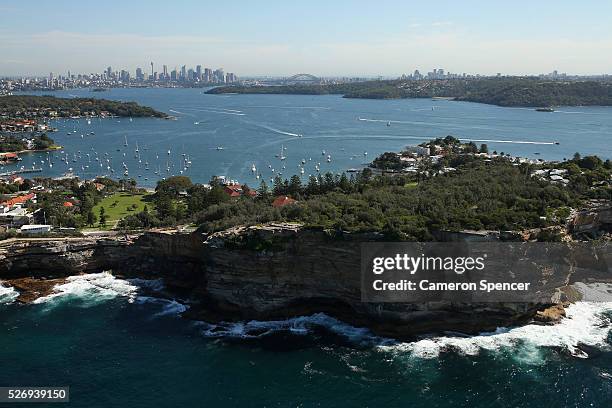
<box><xmin>90</xmin><ymin>192</ymin><xmax>154</xmax><ymax>229</ymax></box>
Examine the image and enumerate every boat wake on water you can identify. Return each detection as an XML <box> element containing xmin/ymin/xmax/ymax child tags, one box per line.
<box><xmin>175</xmin><ymin>107</ymin><xmax>246</xmax><ymax>116</ymax></box>
<box><xmin>358</xmin><ymin>118</ymin><xmax>558</xmax><ymax>145</ymax></box>
<box><xmin>459</xmin><ymin>137</ymin><xmax>558</xmax><ymax>145</ymax></box>
<box><xmin>257</xmin><ymin>124</ymin><xmax>302</xmax><ymax>137</ymax></box>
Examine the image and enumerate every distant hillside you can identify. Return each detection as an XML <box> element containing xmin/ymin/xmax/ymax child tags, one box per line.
<box><xmin>207</xmin><ymin>79</ymin><xmax>612</xmax><ymax>107</ymax></box>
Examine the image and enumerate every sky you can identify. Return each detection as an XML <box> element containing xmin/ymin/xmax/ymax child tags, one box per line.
<box><xmin>1</xmin><ymin>0</ymin><xmax>611</xmax><ymax>77</ymax></box>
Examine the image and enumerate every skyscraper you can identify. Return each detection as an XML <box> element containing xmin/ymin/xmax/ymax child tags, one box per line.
<box><xmin>214</xmin><ymin>68</ymin><xmax>225</xmax><ymax>83</ymax></box>
<box><xmin>196</xmin><ymin>65</ymin><xmax>202</xmax><ymax>81</ymax></box>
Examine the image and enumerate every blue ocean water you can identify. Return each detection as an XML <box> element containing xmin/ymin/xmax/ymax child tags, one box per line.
<box><xmin>1</xmin><ymin>275</ymin><xmax>611</xmax><ymax>407</ymax></box>
<box><xmin>5</xmin><ymin>88</ymin><xmax>612</xmax><ymax>187</ymax></box>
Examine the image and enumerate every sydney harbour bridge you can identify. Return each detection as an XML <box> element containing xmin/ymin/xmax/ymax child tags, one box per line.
<box><xmin>281</xmin><ymin>73</ymin><xmax>322</xmax><ymax>85</ymax></box>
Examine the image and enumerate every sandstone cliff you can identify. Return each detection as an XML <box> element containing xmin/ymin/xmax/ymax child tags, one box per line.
<box><xmin>0</xmin><ymin>225</ymin><xmax>600</xmax><ymax>340</ymax></box>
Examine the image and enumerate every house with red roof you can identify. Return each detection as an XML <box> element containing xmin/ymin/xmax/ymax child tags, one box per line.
<box><xmin>272</xmin><ymin>196</ymin><xmax>297</xmax><ymax>208</ymax></box>
<box><xmin>0</xmin><ymin>152</ymin><xmax>19</xmax><ymax>163</ymax></box>
<box><xmin>223</xmin><ymin>183</ymin><xmax>257</xmax><ymax>198</ymax></box>
<box><xmin>0</xmin><ymin>192</ymin><xmax>36</xmax><ymax>208</ymax></box>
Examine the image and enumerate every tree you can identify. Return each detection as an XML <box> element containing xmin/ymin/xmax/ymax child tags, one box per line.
<box><xmin>87</xmin><ymin>210</ymin><xmax>96</xmax><ymax>227</ymax></box>
<box><xmin>578</xmin><ymin>155</ymin><xmax>602</xmax><ymax>170</ymax></box>
<box><xmin>258</xmin><ymin>180</ymin><xmax>270</xmax><ymax>200</ymax></box>
<box><xmin>156</xmin><ymin>176</ymin><xmax>193</xmax><ymax>197</ymax></box>
<box><xmin>288</xmin><ymin>175</ymin><xmax>302</xmax><ymax>196</ymax></box>
<box><xmin>273</xmin><ymin>176</ymin><xmax>285</xmax><ymax>196</ymax></box>
<box><xmin>155</xmin><ymin>194</ymin><xmax>174</xmax><ymax>219</ymax></box>
<box><xmin>98</xmin><ymin>206</ymin><xmax>107</xmax><ymax>227</ymax></box>
<box><xmin>479</xmin><ymin>144</ymin><xmax>489</xmax><ymax>154</ymax></box>
<box><xmin>305</xmin><ymin>175</ymin><xmax>319</xmax><ymax>196</ymax></box>
<box><xmin>338</xmin><ymin>173</ymin><xmax>351</xmax><ymax>192</ymax></box>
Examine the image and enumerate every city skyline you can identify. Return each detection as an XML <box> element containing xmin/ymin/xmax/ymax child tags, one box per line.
<box><xmin>1</xmin><ymin>0</ymin><xmax>612</xmax><ymax>77</ymax></box>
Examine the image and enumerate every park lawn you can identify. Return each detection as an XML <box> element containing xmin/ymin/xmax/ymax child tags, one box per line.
<box><xmin>90</xmin><ymin>192</ymin><xmax>154</xmax><ymax>229</ymax></box>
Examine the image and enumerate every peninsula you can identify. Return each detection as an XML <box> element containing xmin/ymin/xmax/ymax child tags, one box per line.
<box><xmin>206</xmin><ymin>78</ymin><xmax>612</xmax><ymax>107</ymax></box>
<box><xmin>0</xmin><ymin>95</ymin><xmax>168</xmax><ymax>119</ymax></box>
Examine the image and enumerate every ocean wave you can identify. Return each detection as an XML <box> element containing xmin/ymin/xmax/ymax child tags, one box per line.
<box><xmin>195</xmin><ymin>302</ymin><xmax>612</xmax><ymax>360</ymax></box>
<box><xmin>198</xmin><ymin>313</ymin><xmax>391</xmax><ymax>346</ymax></box>
<box><xmin>135</xmin><ymin>296</ymin><xmax>189</xmax><ymax>317</ymax></box>
<box><xmin>32</xmin><ymin>272</ymin><xmax>138</xmax><ymax>306</ymax></box>
<box><xmin>0</xmin><ymin>282</ymin><xmax>19</xmax><ymax>305</ymax></box>
<box><xmin>128</xmin><ymin>278</ymin><xmax>165</xmax><ymax>293</ymax></box>
<box><xmin>379</xmin><ymin>302</ymin><xmax>612</xmax><ymax>360</ymax></box>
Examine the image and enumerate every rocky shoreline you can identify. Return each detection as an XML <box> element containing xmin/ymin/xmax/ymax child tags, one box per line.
<box><xmin>0</xmin><ymin>224</ymin><xmax>609</xmax><ymax>340</ymax></box>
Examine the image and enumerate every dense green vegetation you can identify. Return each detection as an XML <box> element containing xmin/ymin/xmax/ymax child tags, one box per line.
<box><xmin>135</xmin><ymin>151</ymin><xmax>610</xmax><ymax>241</ymax></box>
<box><xmin>0</xmin><ymin>134</ymin><xmax>56</xmax><ymax>152</ymax></box>
<box><xmin>0</xmin><ymin>95</ymin><xmax>167</xmax><ymax>118</ymax></box>
<box><xmin>191</xmin><ymin>162</ymin><xmax>574</xmax><ymax>239</ymax></box>
<box><xmin>206</xmin><ymin>81</ymin><xmax>389</xmax><ymax>97</ymax></box>
<box><xmin>207</xmin><ymin>78</ymin><xmax>612</xmax><ymax>107</ymax></box>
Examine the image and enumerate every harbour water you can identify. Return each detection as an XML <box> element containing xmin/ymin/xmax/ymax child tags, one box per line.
<box><xmin>6</xmin><ymin>88</ymin><xmax>612</xmax><ymax>187</ymax></box>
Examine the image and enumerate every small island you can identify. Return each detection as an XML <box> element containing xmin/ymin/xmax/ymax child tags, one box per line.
<box><xmin>206</xmin><ymin>78</ymin><xmax>612</xmax><ymax>107</ymax></box>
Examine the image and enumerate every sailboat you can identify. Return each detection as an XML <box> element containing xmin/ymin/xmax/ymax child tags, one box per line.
<box><xmin>279</xmin><ymin>145</ymin><xmax>286</xmax><ymax>161</ymax></box>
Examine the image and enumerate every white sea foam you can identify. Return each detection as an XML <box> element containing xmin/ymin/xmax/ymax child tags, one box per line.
<box><xmin>379</xmin><ymin>302</ymin><xmax>612</xmax><ymax>360</ymax></box>
<box><xmin>196</xmin><ymin>303</ymin><xmax>612</xmax><ymax>360</ymax></box>
<box><xmin>32</xmin><ymin>272</ymin><xmax>138</xmax><ymax>306</ymax></box>
<box><xmin>0</xmin><ymin>283</ymin><xmax>19</xmax><ymax>304</ymax></box>
<box><xmin>135</xmin><ymin>296</ymin><xmax>188</xmax><ymax>317</ymax></box>
<box><xmin>199</xmin><ymin>313</ymin><xmax>390</xmax><ymax>346</ymax></box>
<box><xmin>128</xmin><ymin>278</ymin><xmax>165</xmax><ymax>293</ymax></box>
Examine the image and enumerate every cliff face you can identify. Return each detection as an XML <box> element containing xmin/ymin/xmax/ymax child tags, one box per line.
<box><xmin>0</xmin><ymin>226</ymin><xmax>573</xmax><ymax>339</ymax></box>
